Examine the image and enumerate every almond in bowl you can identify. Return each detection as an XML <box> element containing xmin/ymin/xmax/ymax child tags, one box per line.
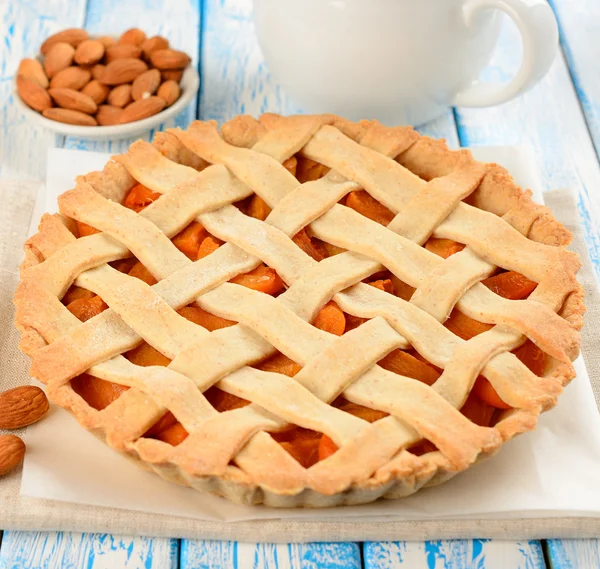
<box><xmin>15</xmin><ymin>27</ymin><xmax>198</xmax><ymax>139</ymax></box>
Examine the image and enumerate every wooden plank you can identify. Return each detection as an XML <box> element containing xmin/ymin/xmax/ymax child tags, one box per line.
<box><xmin>0</xmin><ymin>531</ymin><xmax>179</xmax><ymax>569</ymax></box>
<box><xmin>453</xmin><ymin>16</ymin><xmax>600</xmax><ymax>277</ymax></box>
<box><xmin>546</xmin><ymin>538</ymin><xmax>600</xmax><ymax>569</ymax></box>
<box><xmin>416</xmin><ymin>111</ymin><xmax>460</xmax><ymax>149</ymax></box>
<box><xmin>180</xmin><ymin>540</ymin><xmax>361</xmax><ymax>569</ymax></box>
<box><xmin>0</xmin><ymin>0</ymin><xmax>87</xmax><ymax>181</ymax></box>
<box><xmin>363</xmin><ymin>540</ymin><xmax>546</xmax><ymax>569</ymax></box>
<box><xmin>549</xmin><ymin>0</ymin><xmax>600</xmax><ymax>162</ymax></box>
<box><xmin>199</xmin><ymin>0</ymin><xmax>302</xmax><ymax>123</ymax></box>
<box><xmin>63</xmin><ymin>0</ymin><xmax>201</xmax><ymax>154</ymax></box>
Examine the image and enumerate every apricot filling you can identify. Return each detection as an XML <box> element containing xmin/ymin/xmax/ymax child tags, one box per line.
<box><xmin>64</xmin><ymin>168</ymin><xmax>546</xmax><ymax>469</ymax></box>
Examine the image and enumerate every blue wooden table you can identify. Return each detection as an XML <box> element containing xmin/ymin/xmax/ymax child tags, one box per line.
<box><xmin>2</xmin><ymin>0</ymin><xmax>600</xmax><ymax>567</ymax></box>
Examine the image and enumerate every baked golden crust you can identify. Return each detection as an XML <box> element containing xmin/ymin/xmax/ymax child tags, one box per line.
<box><xmin>14</xmin><ymin>114</ymin><xmax>585</xmax><ymax>507</ymax></box>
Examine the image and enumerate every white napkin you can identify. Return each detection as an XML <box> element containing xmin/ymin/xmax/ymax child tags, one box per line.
<box><xmin>21</xmin><ymin>146</ymin><xmax>600</xmax><ymax>523</ymax></box>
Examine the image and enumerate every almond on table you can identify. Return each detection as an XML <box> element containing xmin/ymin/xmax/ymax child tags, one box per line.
<box><xmin>0</xmin><ymin>386</ymin><xmax>50</xmax><ymax>429</ymax></box>
<box><xmin>0</xmin><ymin>435</ymin><xmax>26</xmax><ymax>477</ymax></box>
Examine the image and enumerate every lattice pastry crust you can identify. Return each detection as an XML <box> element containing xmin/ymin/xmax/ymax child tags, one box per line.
<box><xmin>15</xmin><ymin>114</ymin><xmax>585</xmax><ymax>507</ymax></box>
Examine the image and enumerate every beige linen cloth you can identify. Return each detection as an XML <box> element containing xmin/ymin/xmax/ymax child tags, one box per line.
<box><xmin>0</xmin><ymin>180</ymin><xmax>599</xmax><ymax>541</ymax></box>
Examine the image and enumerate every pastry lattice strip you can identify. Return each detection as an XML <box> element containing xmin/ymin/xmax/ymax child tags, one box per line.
<box><xmin>17</xmin><ymin>114</ymin><xmax>580</xmax><ymax>492</ymax></box>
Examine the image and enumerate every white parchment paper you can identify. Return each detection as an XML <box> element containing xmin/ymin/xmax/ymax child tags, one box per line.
<box><xmin>20</xmin><ymin>146</ymin><xmax>600</xmax><ymax>522</ymax></box>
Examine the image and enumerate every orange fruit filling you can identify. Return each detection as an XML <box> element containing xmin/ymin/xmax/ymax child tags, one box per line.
<box><xmin>65</xmin><ymin>167</ymin><xmax>547</xmax><ymax>469</ymax></box>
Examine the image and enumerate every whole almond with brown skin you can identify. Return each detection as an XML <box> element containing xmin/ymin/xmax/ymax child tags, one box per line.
<box><xmin>18</xmin><ymin>59</ymin><xmax>49</xmax><ymax>89</ymax></box>
<box><xmin>49</xmin><ymin>88</ymin><xmax>97</xmax><ymax>114</ymax></box>
<box><xmin>157</xmin><ymin>79</ymin><xmax>180</xmax><ymax>107</ymax></box>
<box><xmin>16</xmin><ymin>76</ymin><xmax>52</xmax><ymax>112</ymax></box>
<box><xmin>141</xmin><ymin>36</ymin><xmax>169</xmax><ymax>60</ymax></box>
<box><xmin>91</xmin><ymin>64</ymin><xmax>106</xmax><ymax>81</ymax></box>
<box><xmin>81</xmin><ymin>80</ymin><xmax>109</xmax><ymax>105</ymax></box>
<box><xmin>107</xmin><ymin>84</ymin><xmax>132</xmax><ymax>108</ymax></box>
<box><xmin>119</xmin><ymin>28</ymin><xmax>146</xmax><ymax>46</ymax></box>
<box><xmin>41</xmin><ymin>28</ymin><xmax>89</xmax><ymax>55</ymax></box>
<box><xmin>150</xmin><ymin>49</ymin><xmax>191</xmax><ymax>70</ymax></box>
<box><xmin>50</xmin><ymin>66</ymin><xmax>91</xmax><ymax>90</ymax></box>
<box><xmin>75</xmin><ymin>39</ymin><xmax>105</xmax><ymax>65</ymax></box>
<box><xmin>96</xmin><ymin>104</ymin><xmax>122</xmax><ymax>125</ymax></box>
<box><xmin>0</xmin><ymin>386</ymin><xmax>49</xmax><ymax>429</ymax></box>
<box><xmin>43</xmin><ymin>107</ymin><xmax>98</xmax><ymax>126</ymax></box>
<box><xmin>44</xmin><ymin>42</ymin><xmax>75</xmax><ymax>78</ymax></box>
<box><xmin>105</xmin><ymin>44</ymin><xmax>142</xmax><ymax>63</ymax></box>
<box><xmin>0</xmin><ymin>435</ymin><xmax>26</xmax><ymax>476</ymax></box>
<box><xmin>119</xmin><ymin>96</ymin><xmax>165</xmax><ymax>124</ymax></box>
<box><xmin>161</xmin><ymin>69</ymin><xmax>183</xmax><ymax>82</ymax></box>
<box><xmin>97</xmin><ymin>35</ymin><xmax>116</xmax><ymax>48</ymax></box>
<box><xmin>131</xmin><ymin>69</ymin><xmax>160</xmax><ymax>101</ymax></box>
<box><xmin>100</xmin><ymin>58</ymin><xmax>147</xmax><ymax>86</ymax></box>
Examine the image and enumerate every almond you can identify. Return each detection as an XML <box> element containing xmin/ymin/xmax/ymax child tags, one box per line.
<box><xmin>150</xmin><ymin>49</ymin><xmax>191</xmax><ymax>70</ymax></box>
<box><xmin>100</xmin><ymin>58</ymin><xmax>147</xmax><ymax>85</ymax></box>
<box><xmin>97</xmin><ymin>35</ymin><xmax>116</xmax><ymax>48</ymax></box>
<box><xmin>17</xmin><ymin>59</ymin><xmax>48</xmax><ymax>89</ymax></box>
<box><xmin>74</xmin><ymin>39</ymin><xmax>105</xmax><ymax>65</ymax></box>
<box><xmin>16</xmin><ymin>76</ymin><xmax>52</xmax><ymax>112</ymax></box>
<box><xmin>118</xmin><ymin>28</ymin><xmax>146</xmax><ymax>46</ymax></box>
<box><xmin>107</xmin><ymin>84</ymin><xmax>132</xmax><ymax>108</ymax></box>
<box><xmin>49</xmin><ymin>87</ymin><xmax>97</xmax><ymax>114</ymax></box>
<box><xmin>105</xmin><ymin>44</ymin><xmax>142</xmax><ymax>63</ymax></box>
<box><xmin>157</xmin><ymin>79</ymin><xmax>180</xmax><ymax>107</ymax></box>
<box><xmin>0</xmin><ymin>435</ymin><xmax>26</xmax><ymax>476</ymax></box>
<box><xmin>161</xmin><ymin>69</ymin><xmax>183</xmax><ymax>82</ymax></box>
<box><xmin>50</xmin><ymin>66</ymin><xmax>91</xmax><ymax>90</ymax></box>
<box><xmin>41</xmin><ymin>28</ymin><xmax>89</xmax><ymax>55</ymax></box>
<box><xmin>44</xmin><ymin>42</ymin><xmax>75</xmax><ymax>78</ymax></box>
<box><xmin>119</xmin><ymin>96</ymin><xmax>165</xmax><ymax>124</ymax></box>
<box><xmin>0</xmin><ymin>386</ymin><xmax>49</xmax><ymax>429</ymax></box>
<box><xmin>91</xmin><ymin>64</ymin><xmax>106</xmax><ymax>81</ymax></box>
<box><xmin>43</xmin><ymin>107</ymin><xmax>98</xmax><ymax>126</ymax></box>
<box><xmin>96</xmin><ymin>104</ymin><xmax>122</xmax><ymax>125</ymax></box>
<box><xmin>81</xmin><ymin>80</ymin><xmax>109</xmax><ymax>105</ymax></box>
<box><xmin>141</xmin><ymin>36</ymin><xmax>169</xmax><ymax>60</ymax></box>
<box><xmin>131</xmin><ymin>69</ymin><xmax>160</xmax><ymax>101</ymax></box>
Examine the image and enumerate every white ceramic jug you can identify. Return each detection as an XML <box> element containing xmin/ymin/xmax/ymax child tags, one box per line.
<box><xmin>254</xmin><ymin>0</ymin><xmax>558</xmax><ymax>125</ymax></box>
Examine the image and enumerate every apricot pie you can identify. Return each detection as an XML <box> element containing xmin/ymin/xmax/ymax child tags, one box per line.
<box><xmin>15</xmin><ymin>114</ymin><xmax>584</xmax><ymax>507</ymax></box>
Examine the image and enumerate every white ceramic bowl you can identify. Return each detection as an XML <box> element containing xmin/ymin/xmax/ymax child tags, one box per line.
<box><xmin>14</xmin><ymin>65</ymin><xmax>199</xmax><ymax>140</ymax></box>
